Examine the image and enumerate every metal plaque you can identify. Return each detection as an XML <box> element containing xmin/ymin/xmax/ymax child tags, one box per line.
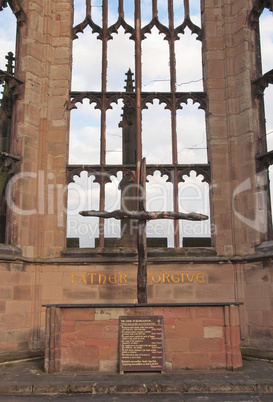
<box><xmin>119</xmin><ymin>316</ymin><xmax>164</xmax><ymax>373</ymax></box>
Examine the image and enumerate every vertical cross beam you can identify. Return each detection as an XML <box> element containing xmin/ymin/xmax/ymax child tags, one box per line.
<box><xmin>137</xmin><ymin>158</ymin><xmax>147</xmax><ymax>303</ymax></box>
<box><xmin>80</xmin><ymin>158</ymin><xmax>208</xmax><ymax>304</ymax></box>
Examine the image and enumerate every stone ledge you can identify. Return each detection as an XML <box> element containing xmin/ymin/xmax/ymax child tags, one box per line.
<box><xmin>255</xmin><ymin>240</ymin><xmax>273</xmax><ymax>254</ymax></box>
<box><xmin>61</xmin><ymin>246</ymin><xmax>217</xmax><ymax>259</ymax></box>
<box><xmin>42</xmin><ymin>302</ymin><xmax>243</xmax><ymax>308</ymax></box>
<box><xmin>0</xmin><ymin>244</ymin><xmax>22</xmax><ymax>256</ymax></box>
<box><xmin>0</xmin><ymin>359</ymin><xmax>273</xmax><ymax>395</ymax></box>
<box><xmin>1</xmin><ymin>247</ymin><xmax>273</xmax><ymax>264</ymax></box>
<box><xmin>0</xmin><ymin>352</ymin><xmax>43</xmax><ymax>364</ymax></box>
<box><xmin>241</xmin><ymin>347</ymin><xmax>273</xmax><ymax>362</ymax></box>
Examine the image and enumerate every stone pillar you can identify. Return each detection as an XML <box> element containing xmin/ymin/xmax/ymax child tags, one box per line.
<box><xmin>44</xmin><ymin>306</ymin><xmax>61</xmax><ymax>374</ymax></box>
<box><xmin>224</xmin><ymin>304</ymin><xmax>242</xmax><ymax>370</ymax></box>
<box><xmin>203</xmin><ymin>0</ymin><xmax>269</xmax><ymax>256</ymax></box>
<box><xmin>9</xmin><ymin>0</ymin><xmax>73</xmax><ymax>257</ymax></box>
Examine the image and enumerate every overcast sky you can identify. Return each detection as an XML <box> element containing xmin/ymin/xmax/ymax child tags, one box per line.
<box><xmin>0</xmin><ymin>4</ymin><xmax>272</xmax><ymax>247</ymax></box>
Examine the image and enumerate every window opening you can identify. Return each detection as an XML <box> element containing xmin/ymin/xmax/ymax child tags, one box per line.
<box><xmin>124</xmin><ymin>0</ymin><xmax>134</xmax><ymax>24</ymax></box>
<box><xmin>73</xmin><ymin>0</ymin><xmax>86</xmax><ymax>26</ymax></box>
<box><xmin>146</xmin><ymin>171</ymin><xmax>173</xmax><ymax>247</ymax></box>
<box><xmin>89</xmin><ymin>1</ymin><xmax>102</xmax><ymax>27</ymax></box>
<box><xmin>141</xmin><ymin>1</ymin><xmax>151</xmax><ymax>27</ymax></box>
<box><xmin>173</xmin><ymin>1</ymin><xmax>184</xmax><ymax>27</ymax></box>
<box><xmin>107</xmin><ymin>28</ymin><xmax>134</xmax><ymax>91</ymax></box>
<box><xmin>108</xmin><ymin>0</ymin><xmax>119</xmax><ymax>26</ymax></box>
<box><xmin>142</xmin><ymin>100</ymin><xmax>172</xmax><ymax>164</ymax></box>
<box><xmin>259</xmin><ymin>8</ymin><xmax>273</xmax><ymax>74</ymax></box>
<box><xmin>67</xmin><ymin>0</ymin><xmax>211</xmax><ymax>250</ymax></box>
<box><xmin>157</xmin><ymin>0</ymin><xmax>168</xmax><ymax>26</ymax></box>
<box><xmin>175</xmin><ymin>29</ymin><xmax>203</xmax><ymax>92</ymax></box>
<box><xmin>72</xmin><ymin>27</ymin><xmax>102</xmax><ymax>91</ymax></box>
<box><xmin>69</xmin><ymin>100</ymin><xmax>101</xmax><ymax>165</ymax></box>
<box><xmin>0</xmin><ymin>53</ymin><xmax>14</xmax><ymax>242</ymax></box>
<box><xmin>178</xmin><ymin>172</ymin><xmax>211</xmax><ymax>247</ymax></box>
<box><xmin>177</xmin><ymin>100</ymin><xmax>207</xmax><ymax>164</ymax></box>
<box><xmin>67</xmin><ymin>172</ymin><xmax>100</xmax><ymax>248</ymax></box>
<box><xmin>142</xmin><ymin>26</ymin><xmax>170</xmax><ymax>92</ymax></box>
<box><xmin>106</xmin><ymin>101</ymin><xmax>123</xmax><ymax>164</ymax></box>
<box><xmin>189</xmin><ymin>0</ymin><xmax>201</xmax><ymax>26</ymax></box>
<box><xmin>0</xmin><ymin>5</ymin><xmax>16</xmax><ymax>60</ymax></box>
<box><xmin>0</xmin><ymin>4</ymin><xmax>23</xmax><ymax>244</ymax></box>
<box><xmin>262</xmin><ymin>8</ymin><xmax>273</xmax><ymax>230</ymax></box>
<box><xmin>265</xmin><ymin>85</ymin><xmax>273</xmax><ymax>151</ymax></box>
<box><xmin>104</xmin><ymin>172</ymin><xmax>122</xmax><ymax>244</ymax></box>
<box><xmin>269</xmin><ymin>165</ymin><xmax>273</xmax><ymax>227</ymax></box>
<box><xmin>250</xmin><ymin>2</ymin><xmax>273</xmax><ymax>238</ymax></box>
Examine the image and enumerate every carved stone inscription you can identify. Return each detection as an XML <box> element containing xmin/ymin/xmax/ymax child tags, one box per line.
<box><xmin>119</xmin><ymin>316</ymin><xmax>164</xmax><ymax>373</ymax></box>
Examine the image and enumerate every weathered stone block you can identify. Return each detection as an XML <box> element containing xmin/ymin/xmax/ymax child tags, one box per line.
<box><xmin>190</xmin><ymin>338</ymin><xmax>225</xmax><ymax>353</ymax></box>
<box><xmin>61</xmin><ymin>333</ymin><xmax>84</xmax><ymax>347</ymax></box>
<box><xmin>165</xmin><ymin>338</ymin><xmax>190</xmax><ymax>352</ymax></box>
<box><xmin>13</xmin><ymin>286</ymin><xmax>31</xmax><ymax>301</ymax></box>
<box><xmin>175</xmin><ymin>319</ymin><xmax>204</xmax><ymax>338</ymax></box>
<box><xmin>172</xmin><ymin>352</ymin><xmax>211</xmax><ymax>370</ymax></box>
<box><xmin>104</xmin><ymin>323</ymin><xmax>119</xmax><ymax>338</ymax></box>
<box><xmin>63</xmin><ymin>308</ymin><xmax>95</xmax><ymax>321</ymax></box>
<box><xmin>62</xmin><ymin>346</ymin><xmax>99</xmax><ymax>370</ymax></box>
<box><xmin>76</xmin><ymin>322</ymin><xmax>105</xmax><ymax>340</ymax></box>
<box><xmin>0</xmin><ymin>301</ymin><xmax>5</xmax><ymax>314</ymax></box>
<box><xmin>204</xmin><ymin>326</ymin><xmax>223</xmax><ymax>338</ymax></box>
<box><xmin>99</xmin><ymin>360</ymin><xmax>118</xmax><ymax>372</ymax></box>
<box><xmin>6</xmin><ymin>301</ymin><xmax>32</xmax><ymax>314</ymax></box>
<box><xmin>61</xmin><ymin>320</ymin><xmax>76</xmax><ymax>333</ymax></box>
<box><xmin>99</xmin><ymin>345</ymin><xmax>118</xmax><ymax>361</ymax></box>
<box><xmin>154</xmin><ymin>307</ymin><xmax>191</xmax><ymax>319</ymax></box>
<box><xmin>0</xmin><ymin>286</ymin><xmax>13</xmax><ymax>300</ymax></box>
<box><xmin>95</xmin><ymin>308</ymin><xmax>124</xmax><ymax>321</ymax></box>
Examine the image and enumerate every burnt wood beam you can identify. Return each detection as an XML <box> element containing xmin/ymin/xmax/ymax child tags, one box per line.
<box><xmin>137</xmin><ymin>158</ymin><xmax>147</xmax><ymax>303</ymax></box>
<box><xmin>79</xmin><ymin>159</ymin><xmax>208</xmax><ymax>303</ymax></box>
<box><xmin>79</xmin><ymin>209</ymin><xmax>208</xmax><ymax>221</ymax></box>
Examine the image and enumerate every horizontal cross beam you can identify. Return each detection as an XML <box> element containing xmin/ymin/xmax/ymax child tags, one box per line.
<box><xmin>79</xmin><ymin>210</ymin><xmax>208</xmax><ymax>221</ymax></box>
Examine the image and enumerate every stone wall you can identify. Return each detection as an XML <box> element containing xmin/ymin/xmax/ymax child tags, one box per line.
<box><xmin>44</xmin><ymin>305</ymin><xmax>242</xmax><ymax>373</ymax></box>
<box><xmin>203</xmin><ymin>0</ymin><xmax>268</xmax><ymax>256</ymax></box>
<box><xmin>0</xmin><ymin>258</ymin><xmax>238</xmax><ymax>360</ymax></box>
<box><xmin>0</xmin><ymin>255</ymin><xmax>271</xmax><ymax>361</ymax></box>
<box><xmin>0</xmin><ymin>261</ymin><xmax>32</xmax><ymax>358</ymax></box>
<box><xmin>244</xmin><ymin>261</ymin><xmax>273</xmax><ymax>349</ymax></box>
<box><xmin>0</xmin><ymin>0</ymin><xmax>272</xmax><ymax>362</ymax></box>
<box><xmin>8</xmin><ymin>0</ymin><xmax>72</xmax><ymax>258</ymax></box>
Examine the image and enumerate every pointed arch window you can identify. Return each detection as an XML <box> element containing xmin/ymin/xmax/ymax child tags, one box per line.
<box><xmin>67</xmin><ymin>0</ymin><xmax>211</xmax><ymax>249</ymax></box>
<box><xmin>250</xmin><ymin>1</ymin><xmax>273</xmax><ymax>236</ymax></box>
<box><xmin>0</xmin><ymin>2</ymin><xmax>24</xmax><ymax>243</ymax></box>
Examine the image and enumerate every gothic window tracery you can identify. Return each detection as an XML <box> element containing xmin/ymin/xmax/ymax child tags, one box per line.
<box><xmin>67</xmin><ymin>0</ymin><xmax>211</xmax><ymax>249</ymax></box>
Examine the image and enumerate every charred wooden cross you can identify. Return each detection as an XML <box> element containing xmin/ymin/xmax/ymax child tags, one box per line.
<box><xmin>80</xmin><ymin>158</ymin><xmax>208</xmax><ymax>304</ymax></box>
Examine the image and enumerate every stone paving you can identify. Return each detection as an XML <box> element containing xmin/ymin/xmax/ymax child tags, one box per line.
<box><xmin>0</xmin><ymin>357</ymin><xmax>273</xmax><ymax>395</ymax></box>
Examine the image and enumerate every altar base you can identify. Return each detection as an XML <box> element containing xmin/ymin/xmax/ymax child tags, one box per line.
<box><xmin>44</xmin><ymin>303</ymin><xmax>242</xmax><ymax>373</ymax></box>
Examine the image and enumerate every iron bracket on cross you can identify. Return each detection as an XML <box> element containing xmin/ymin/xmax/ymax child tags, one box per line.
<box><xmin>80</xmin><ymin>158</ymin><xmax>208</xmax><ymax>304</ymax></box>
